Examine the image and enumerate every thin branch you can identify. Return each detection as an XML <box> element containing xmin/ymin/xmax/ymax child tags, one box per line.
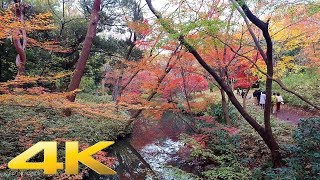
<box><xmin>216</xmin><ymin>36</ymin><xmax>319</xmax><ymax>110</ymax></box>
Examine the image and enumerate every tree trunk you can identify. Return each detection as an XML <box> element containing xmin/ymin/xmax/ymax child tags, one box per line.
<box><xmin>101</xmin><ymin>77</ymin><xmax>106</xmax><ymax>95</ymax></box>
<box><xmin>218</xmin><ymin>67</ymin><xmax>231</xmax><ymax>126</ymax></box>
<box><xmin>145</xmin><ymin>0</ymin><xmax>283</xmax><ymax>168</ymax></box>
<box><xmin>67</xmin><ymin>0</ymin><xmax>101</xmax><ymax>102</ymax></box>
<box><xmin>0</xmin><ymin>44</ymin><xmax>3</xmax><ymax>80</ymax></box>
<box><xmin>13</xmin><ymin>0</ymin><xmax>27</xmax><ymax>77</ymax></box>
<box><xmin>242</xmin><ymin>88</ymin><xmax>250</xmax><ymax>110</ymax></box>
<box><xmin>112</xmin><ymin>75</ymin><xmax>121</xmax><ymax>101</ymax></box>
<box><xmin>180</xmin><ymin>66</ymin><xmax>192</xmax><ymax>112</ymax></box>
<box><xmin>233</xmin><ymin>0</ymin><xmax>283</xmax><ymax>167</ymax></box>
<box><xmin>114</xmin><ymin>28</ymin><xmax>137</xmax><ymax>101</ymax></box>
<box><xmin>220</xmin><ymin>88</ymin><xmax>231</xmax><ymax>125</ymax></box>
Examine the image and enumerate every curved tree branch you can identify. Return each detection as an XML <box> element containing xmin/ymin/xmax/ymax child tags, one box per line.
<box><xmin>146</xmin><ymin>0</ymin><xmax>284</xmax><ymax>167</ymax></box>
<box><xmin>215</xmin><ymin>36</ymin><xmax>319</xmax><ymax>110</ymax></box>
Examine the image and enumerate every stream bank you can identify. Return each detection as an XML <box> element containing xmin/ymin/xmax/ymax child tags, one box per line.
<box><xmin>87</xmin><ymin>111</ymin><xmax>196</xmax><ymax>179</ymax></box>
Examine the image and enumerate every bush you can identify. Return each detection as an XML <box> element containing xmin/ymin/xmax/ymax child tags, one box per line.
<box><xmin>179</xmin><ymin>129</ymin><xmax>251</xmax><ymax>179</ymax></box>
<box><xmin>272</xmin><ymin>68</ymin><xmax>320</xmax><ymax>110</ymax></box>
<box><xmin>252</xmin><ymin>117</ymin><xmax>320</xmax><ymax>179</ymax></box>
<box><xmin>79</xmin><ymin>76</ymin><xmax>98</xmax><ymax>93</ymax></box>
<box><xmin>289</xmin><ymin>117</ymin><xmax>320</xmax><ymax>178</ymax></box>
<box><xmin>208</xmin><ymin>103</ymin><xmax>239</xmax><ymax>124</ymax></box>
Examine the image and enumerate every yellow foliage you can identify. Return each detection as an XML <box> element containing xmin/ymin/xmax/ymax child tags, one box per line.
<box><xmin>0</xmin><ymin>7</ymin><xmax>55</xmax><ymax>39</ymax></box>
<box><xmin>0</xmin><ymin>7</ymin><xmax>69</xmax><ymax>52</ymax></box>
<box><xmin>270</xmin><ymin>9</ymin><xmax>320</xmax><ymax>76</ymax></box>
<box><xmin>0</xmin><ymin>75</ymin><xmax>178</xmax><ymax>121</ymax></box>
<box><xmin>274</xmin><ymin>56</ymin><xmax>300</xmax><ymax>78</ymax></box>
<box><xmin>0</xmin><ymin>73</ymin><xmax>72</xmax><ymax>91</ymax></box>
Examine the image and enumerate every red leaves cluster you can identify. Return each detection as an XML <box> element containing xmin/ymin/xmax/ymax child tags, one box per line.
<box><xmin>162</xmin><ymin>74</ymin><xmax>209</xmax><ymax>98</ymax></box>
<box><xmin>197</xmin><ymin>115</ymin><xmax>239</xmax><ymax>136</ymax></box>
<box><xmin>128</xmin><ymin>19</ymin><xmax>151</xmax><ymax>36</ymax></box>
<box><xmin>190</xmin><ymin>134</ymin><xmax>210</xmax><ymax>148</ymax></box>
<box><xmin>79</xmin><ymin>143</ymin><xmax>117</xmax><ymax>168</ymax></box>
<box><xmin>229</xmin><ymin>60</ymin><xmax>258</xmax><ymax>89</ymax></box>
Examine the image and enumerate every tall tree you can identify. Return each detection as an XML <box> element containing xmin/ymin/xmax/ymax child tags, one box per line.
<box><xmin>67</xmin><ymin>0</ymin><xmax>101</xmax><ymax>102</ymax></box>
<box><xmin>0</xmin><ymin>1</ymin><xmax>60</xmax><ymax>79</ymax></box>
<box><xmin>145</xmin><ymin>0</ymin><xmax>283</xmax><ymax>167</ymax></box>
<box><xmin>12</xmin><ymin>0</ymin><xmax>27</xmax><ymax>76</ymax></box>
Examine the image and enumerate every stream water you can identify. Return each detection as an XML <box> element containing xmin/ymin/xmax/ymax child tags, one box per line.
<box><xmin>86</xmin><ymin>112</ymin><xmax>195</xmax><ymax>180</ymax></box>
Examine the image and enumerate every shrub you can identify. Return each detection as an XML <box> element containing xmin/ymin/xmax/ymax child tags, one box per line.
<box><xmin>208</xmin><ymin>103</ymin><xmax>239</xmax><ymax>124</ymax></box>
<box><xmin>79</xmin><ymin>76</ymin><xmax>97</xmax><ymax>93</ymax></box>
<box><xmin>252</xmin><ymin>117</ymin><xmax>320</xmax><ymax>179</ymax></box>
<box><xmin>179</xmin><ymin>129</ymin><xmax>251</xmax><ymax>179</ymax></box>
<box><xmin>272</xmin><ymin>68</ymin><xmax>320</xmax><ymax>110</ymax></box>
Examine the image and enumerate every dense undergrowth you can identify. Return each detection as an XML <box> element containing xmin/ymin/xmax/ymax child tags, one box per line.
<box><xmin>168</xmin><ymin>100</ymin><xmax>320</xmax><ymax>179</ymax></box>
<box><xmin>253</xmin><ymin>117</ymin><xmax>320</xmax><ymax>179</ymax></box>
<box><xmin>272</xmin><ymin>68</ymin><xmax>320</xmax><ymax>110</ymax></box>
<box><xmin>0</xmin><ymin>88</ymin><xmax>319</xmax><ymax>179</ymax></box>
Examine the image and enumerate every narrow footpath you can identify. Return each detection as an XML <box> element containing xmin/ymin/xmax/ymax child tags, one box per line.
<box><xmin>240</xmin><ymin>92</ymin><xmax>319</xmax><ymax>125</ymax></box>
<box><xmin>275</xmin><ymin>105</ymin><xmax>320</xmax><ymax>124</ymax></box>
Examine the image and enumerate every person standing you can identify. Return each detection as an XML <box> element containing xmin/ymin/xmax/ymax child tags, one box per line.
<box><xmin>259</xmin><ymin>91</ymin><xmax>266</xmax><ymax>109</ymax></box>
<box><xmin>236</xmin><ymin>88</ymin><xmax>240</xmax><ymax>95</ymax></box>
<box><xmin>241</xmin><ymin>89</ymin><xmax>246</xmax><ymax>98</ymax></box>
<box><xmin>257</xmin><ymin>89</ymin><xmax>261</xmax><ymax>106</ymax></box>
<box><xmin>276</xmin><ymin>93</ymin><xmax>284</xmax><ymax>112</ymax></box>
<box><xmin>271</xmin><ymin>93</ymin><xmax>277</xmax><ymax>113</ymax></box>
<box><xmin>253</xmin><ymin>89</ymin><xmax>261</xmax><ymax>105</ymax></box>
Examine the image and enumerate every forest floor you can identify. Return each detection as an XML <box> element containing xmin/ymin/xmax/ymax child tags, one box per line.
<box><xmin>0</xmin><ymin>91</ymin><xmax>317</xmax><ymax>179</ymax></box>
<box><xmin>275</xmin><ymin>105</ymin><xmax>320</xmax><ymax>124</ymax></box>
<box><xmin>0</xmin><ymin>99</ymin><xmax>130</xmax><ymax>179</ymax></box>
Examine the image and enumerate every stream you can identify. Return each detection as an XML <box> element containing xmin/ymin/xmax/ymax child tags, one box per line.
<box><xmin>86</xmin><ymin>111</ymin><xmax>195</xmax><ymax>180</ymax></box>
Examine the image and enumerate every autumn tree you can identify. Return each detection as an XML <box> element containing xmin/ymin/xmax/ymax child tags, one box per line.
<box><xmin>119</xmin><ymin>47</ymin><xmax>182</xmax><ymax>120</ymax></box>
<box><xmin>11</xmin><ymin>0</ymin><xmax>27</xmax><ymax>76</ymax></box>
<box><xmin>110</xmin><ymin>0</ymin><xmax>146</xmax><ymax>102</ymax></box>
<box><xmin>145</xmin><ymin>0</ymin><xmax>285</xmax><ymax>167</ymax></box>
<box><xmin>67</xmin><ymin>0</ymin><xmax>101</xmax><ymax>102</ymax></box>
<box><xmin>0</xmin><ymin>1</ymin><xmax>70</xmax><ymax>79</ymax></box>
<box><xmin>270</xmin><ymin>3</ymin><xmax>320</xmax><ymax>77</ymax></box>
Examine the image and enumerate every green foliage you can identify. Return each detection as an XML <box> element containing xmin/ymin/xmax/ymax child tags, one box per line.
<box><xmin>0</xmin><ymin>40</ymin><xmax>18</xmax><ymax>81</ymax></box>
<box><xmin>288</xmin><ymin>117</ymin><xmax>320</xmax><ymax>178</ymax></box>
<box><xmin>294</xmin><ymin>118</ymin><xmax>320</xmax><ymax>151</ymax></box>
<box><xmin>54</xmin><ymin>74</ymin><xmax>71</xmax><ymax>91</ymax></box>
<box><xmin>307</xmin><ymin>2</ymin><xmax>320</xmax><ymax>15</ymax></box>
<box><xmin>180</xmin><ymin>129</ymin><xmax>251</xmax><ymax>179</ymax></box>
<box><xmin>163</xmin><ymin>166</ymin><xmax>201</xmax><ymax>180</ymax></box>
<box><xmin>79</xmin><ymin>76</ymin><xmax>97</xmax><ymax>93</ymax></box>
<box><xmin>26</xmin><ymin>48</ymin><xmax>73</xmax><ymax>76</ymax></box>
<box><xmin>202</xmin><ymin>165</ymin><xmax>251</xmax><ymax>180</ymax></box>
<box><xmin>25</xmin><ymin>0</ymin><xmax>59</xmax><ymax>14</ymax></box>
<box><xmin>252</xmin><ymin>117</ymin><xmax>320</xmax><ymax>179</ymax></box>
<box><xmin>76</xmin><ymin>93</ymin><xmax>112</xmax><ymax>104</ymax></box>
<box><xmin>208</xmin><ymin>103</ymin><xmax>239</xmax><ymax>124</ymax></box>
<box><xmin>272</xmin><ymin>68</ymin><xmax>320</xmax><ymax>110</ymax></box>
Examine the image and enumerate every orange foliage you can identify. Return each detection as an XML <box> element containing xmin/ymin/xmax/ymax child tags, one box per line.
<box><xmin>128</xmin><ymin>20</ymin><xmax>151</xmax><ymax>36</ymax></box>
<box><xmin>0</xmin><ymin>6</ymin><xmax>70</xmax><ymax>53</ymax></box>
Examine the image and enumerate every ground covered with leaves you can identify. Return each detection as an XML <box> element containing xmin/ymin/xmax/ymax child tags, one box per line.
<box><xmin>0</xmin><ymin>100</ymin><xmax>130</xmax><ymax>179</ymax></box>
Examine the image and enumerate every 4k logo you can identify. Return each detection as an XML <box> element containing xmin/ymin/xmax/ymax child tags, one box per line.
<box><xmin>8</xmin><ymin>141</ymin><xmax>116</xmax><ymax>175</ymax></box>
